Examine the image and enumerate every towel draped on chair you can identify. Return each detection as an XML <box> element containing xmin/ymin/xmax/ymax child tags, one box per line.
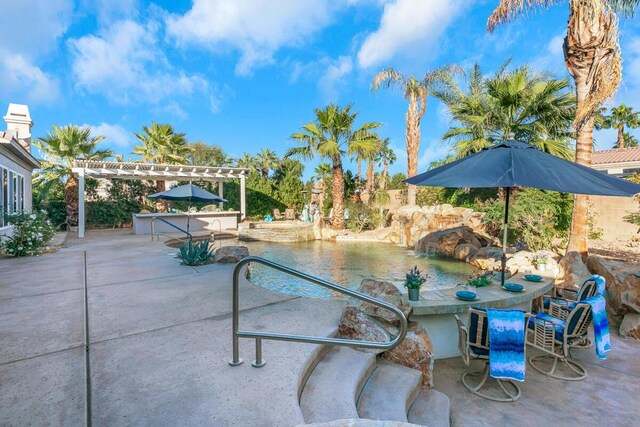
<box><xmin>486</xmin><ymin>309</ymin><xmax>526</xmax><ymax>382</ymax></box>
<box><xmin>584</xmin><ymin>295</ymin><xmax>611</xmax><ymax>359</ymax></box>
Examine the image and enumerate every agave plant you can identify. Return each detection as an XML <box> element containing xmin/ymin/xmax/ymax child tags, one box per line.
<box><xmin>177</xmin><ymin>239</ymin><xmax>214</xmax><ymax>266</ymax></box>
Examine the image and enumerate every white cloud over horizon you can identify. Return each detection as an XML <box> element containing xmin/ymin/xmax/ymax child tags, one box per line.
<box><xmin>357</xmin><ymin>0</ymin><xmax>466</xmax><ymax>69</ymax></box>
<box><xmin>0</xmin><ymin>0</ymin><xmax>72</xmax><ymax>106</ymax></box>
<box><xmin>166</xmin><ymin>0</ymin><xmax>337</xmax><ymax>76</ymax></box>
<box><xmin>68</xmin><ymin>19</ymin><xmax>209</xmax><ymax>108</ymax></box>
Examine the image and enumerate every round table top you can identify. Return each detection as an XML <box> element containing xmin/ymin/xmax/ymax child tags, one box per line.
<box><xmin>404</xmin><ymin>272</ymin><xmax>555</xmax><ymax>316</ymax></box>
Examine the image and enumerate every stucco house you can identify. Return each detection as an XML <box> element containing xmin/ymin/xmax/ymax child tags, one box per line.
<box><xmin>0</xmin><ymin>103</ymin><xmax>41</xmax><ymax>236</ymax></box>
<box><xmin>591</xmin><ymin>146</ymin><xmax>640</xmax><ymax>177</ymax></box>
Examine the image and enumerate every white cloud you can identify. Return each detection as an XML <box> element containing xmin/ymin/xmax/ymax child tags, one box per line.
<box><xmin>82</xmin><ymin>123</ymin><xmax>132</xmax><ymax>148</ymax></box>
<box><xmin>530</xmin><ymin>33</ymin><xmax>566</xmax><ymax>74</ymax></box>
<box><xmin>418</xmin><ymin>139</ymin><xmax>451</xmax><ymax>170</ymax></box>
<box><xmin>0</xmin><ymin>0</ymin><xmax>71</xmax><ymax>106</ymax></box>
<box><xmin>318</xmin><ymin>56</ymin><xmax>353</xmax><ymax>101</ymax></box>
<box><xmin>0</xmin><ymin>0</ymin><xmax>73</xmax><ymax>59</ymax></box>
<box><xmin>81</xmin><ymin>0</ymin><xmax>139</xmax><ymax>25</ymax></box>
<box><xmin>0</xmin><ymin>54</ymin><xmax>61</xmax><ymax>105</ymax></box>
<box><xmin>357</xmin><ymin>0</ymin><xmax>466</xmax><ymax>69</ymax></box>
<box><xmin>166</xmin><ymin>0</ymin><xmax>336</xmax><ymax>76</ymax></box>
<box><xmin>68</xmin><ymin>20</ymin><xmax>209</xmax><ymax>107</ymax></box>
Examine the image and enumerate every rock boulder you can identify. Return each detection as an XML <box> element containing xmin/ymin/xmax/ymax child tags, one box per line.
<box><xmin>214</xmin><ymin>245</ymin><xmax>250</xmax><ymax>263</ymax></box>
<box><xmin>620</xmin><ymin>314</ymin><xmax>640</xmax><ymax>340</ymax></box>
<box><xmin>555</xmin><ymin>251</ymin><xmax>591</xmax><ymax>290</ymax></box>
<box><xmin>416</xmin><ymin>226</ymin><xmax>482</xmax><ymax>256</ymax></box>
<box><xmin>353</xmin><ymin>279</ymin><xmax>411</xmax><ymax>325</ymax></box>
<box><xmin>586</xmin><ymin>255</ymin><xmax>640</xmax><ymax>321</ymax></box>
<box><xmin>468</xmin><ymin>246</ymin><xmax>503</xmax><ymax>270</ymax></box>
<box><xmin>337</xmin><ymin>306</ymin><xmax>390</xmax><ymax>354</ymax></box>
<box><xmin>453</xmin><ymin>243</ymin><xmax>478</xmax><ymax>261</ymax></box>
<box><xmin>381</xmin><ymin>322</ymin><xmax>434</xmax><ymax>388</ymax></box>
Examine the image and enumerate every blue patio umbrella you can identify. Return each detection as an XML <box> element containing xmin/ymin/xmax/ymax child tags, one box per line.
<box><xmin>405</xmin><ymin>140</ymin><xmax>640</xmax><ymax>284</ymax></box>
<box><xmin>148</xmin><ymin>183</ymin><xmax>227</xmax><ymax>233</ymax></box>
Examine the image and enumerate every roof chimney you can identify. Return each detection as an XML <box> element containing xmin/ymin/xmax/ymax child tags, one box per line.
<box><xmin>4</xmin><ymin>103</ymin><xmax>33</xmax><ymax>152</ymax></box>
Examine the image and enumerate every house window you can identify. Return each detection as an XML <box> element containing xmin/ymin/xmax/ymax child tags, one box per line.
<box><xmin>0</xmin><ymin>166</ymin><xmax>25</xmax><ymax>227</ymax></box>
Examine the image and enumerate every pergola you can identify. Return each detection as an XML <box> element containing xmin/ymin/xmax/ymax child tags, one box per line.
<box><xmin>71</xmin><ymin>160</ymin><xmax>248</xmax><ymax>238</ymax></box>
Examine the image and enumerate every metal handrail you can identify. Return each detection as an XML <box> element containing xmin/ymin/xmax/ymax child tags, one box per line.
<box><xmin>150</xmin><ymin>216</ymin><xmax>193</xmax><ymax>242</ymax></box>
<box><xmin>229</xmin><ymin>256</ymin><xmax>408</xmax><ymax>368</ymax></box>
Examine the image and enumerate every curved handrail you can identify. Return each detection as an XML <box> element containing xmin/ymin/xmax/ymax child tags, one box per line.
<box><xmin>229</xmin><ymin>256</ymin><xmax>408</xmax><ymax>367</ymax></box>
<box><xmin>150</xmin><ymin>216</ymin><xmax>193</xmax><ymax>242</ymax></box>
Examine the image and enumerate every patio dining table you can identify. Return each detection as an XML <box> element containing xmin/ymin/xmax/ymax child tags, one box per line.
<box><xmin>401</xmin><ymin>272</ymin><xmax>554</xmax><ymax>359</ymax></box>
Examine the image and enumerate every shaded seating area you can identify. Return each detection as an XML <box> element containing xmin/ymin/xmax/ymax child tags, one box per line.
<box><xmin>527</xmin><ymin>302</ymin><xmax>593</xmax><ymax>381</ymax></box>
<box><xmin>542</xmin><ymin>275</ymin><xmax>603</xmax><ymax>317</ymax></box>
<box><xmin>455</xmin><ymin>308</ymin><xmax>530</xmax><ymax>402</ymax></box>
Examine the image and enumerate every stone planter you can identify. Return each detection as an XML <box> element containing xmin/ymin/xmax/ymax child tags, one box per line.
<box><xmin>537</xmin><ymin>263</ymin><xmax>547</xmax><ymax>272</ymax></box>
<box><xmin>408</xmin><ymin>288</ymin><xmax>421</xmax><ymax>301</ymax></box>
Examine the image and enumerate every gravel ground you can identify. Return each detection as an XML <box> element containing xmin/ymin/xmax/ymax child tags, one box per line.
<box><xmin>589</xmin><ymin>237</ymin><xmax>640</xmax><ymax>263</ymax></box>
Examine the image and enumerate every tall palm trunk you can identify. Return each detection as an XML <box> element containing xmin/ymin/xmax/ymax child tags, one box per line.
<box><xmin>382</xmin><ymin>160</ymin><xmax>389</xmax><ymax>190</ymax></box>
<box><xmin>406</xmin><ymin>92</ymin><xmax>425</xmax><ymax>205</ymax></box>
<box><xmin>65</xmin><ymin>175</ymin><xmax>79</xmax><ymax>227</ymax></box>
<box><xmin>366</xmin><ymin>160</ymin><xmax>375</xmax><ymax>193</ymax></box>
<box><xmin>565</xmin><ymin>0</ymin><xmax>621</xmax><ymax>255</ymax></box>
<box><xmin>331</xmin><ymin>157</ymin><xmax>345</xmax><ymax>229</ymax></box>
<box><xmin>618</xmin><ymin>124</ymin><xmax>625</xmax><ymax>148</ymax></box>
<box><xmin>356</xmin><ymin>157</ymin><xmax>362</xmax><ymax>188</ymax></box>
<box><xmin>155</xmin><ymin>180</ymin><xmax>167</xmax><ymax>212</ymax></box>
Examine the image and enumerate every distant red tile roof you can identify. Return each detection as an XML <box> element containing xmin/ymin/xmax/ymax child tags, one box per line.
<box><xmin>592</xmin><ymin>147</ymin><xmax>640</xmax><ymax>165</ymax></box>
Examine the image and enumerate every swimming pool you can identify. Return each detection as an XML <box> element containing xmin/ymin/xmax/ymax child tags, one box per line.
<box><xmin>241</xmin><ymin>240</ymin><xmax>477</xmax><ymax>299</ymax></box>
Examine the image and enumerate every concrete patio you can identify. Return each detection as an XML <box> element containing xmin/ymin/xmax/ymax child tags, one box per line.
<box><xmin>1</xmin><ymin>229</ymin><xmax>639</xmax><ymax>426</ymax></box>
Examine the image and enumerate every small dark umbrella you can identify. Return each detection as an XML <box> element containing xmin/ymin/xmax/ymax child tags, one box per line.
<box><xmin>406</xmin><ymin>140</ymin><xmax>640</xmax><ymax>285</ymax></box>
<box><xmin>148</xmin><ymin>183</ymin><xmax>227</xmax><ymax>233</ymax></box>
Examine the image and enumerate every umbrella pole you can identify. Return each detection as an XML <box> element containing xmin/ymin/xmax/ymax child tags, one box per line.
<box><xmin>501</xmin><ymin>187</ymin><xmax>510</xmax><ymax>286</ymax></box>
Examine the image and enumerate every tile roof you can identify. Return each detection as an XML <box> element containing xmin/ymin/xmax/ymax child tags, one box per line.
<box><xmin>592</xmin><ymin>146</ymin><xmax>640</xmax><ymax>165</ymax></box>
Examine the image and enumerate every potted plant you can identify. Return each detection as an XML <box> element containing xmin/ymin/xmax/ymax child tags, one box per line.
<box><xmin>405</xmin><ymin>266</ymin><xmax>428</xmax><ymax>301</ymax></box>
<box><xmin>466</xmin><ymin>273</ymin><xmax>493</xmax><ymax>288</ymax></box>
<box><xmin>532</xmin><ymin>253</ymin><xmax>549</xmax><ymax>272</ymax></box>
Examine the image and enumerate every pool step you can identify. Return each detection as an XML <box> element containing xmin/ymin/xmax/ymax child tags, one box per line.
<box><xmin>299</xmin><ymin>346</ymin><xmax>376</xmax><ymax>423</ymax></box>
<box><xmin>299</xmin><ymin>347</ymin><xmax>451</xmax><ymax>426</ymax></box>
<box><xmin>407</xmin><ymin>389</ymin><xmax>451</xmax><ymax>427</ymax></box>
<box><xmin>357</xmin><ymin>361</ymin><xmax>422</xmax><ymax>422</ymax></box>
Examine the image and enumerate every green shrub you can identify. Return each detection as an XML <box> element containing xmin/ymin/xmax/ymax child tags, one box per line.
<box><xmin>177</xmin><ymin>239</ymin><xmax>214</xmax><ymax>266</ymax></box>
<box><xmin>480</xmin><ymin>188</ymin><xmax>572</xmax><ymax>251</ymax></box>
<box><xmin>1</xmin><ymin>211</ymin><xmax>57</xmax><ymax>256</ymax></box>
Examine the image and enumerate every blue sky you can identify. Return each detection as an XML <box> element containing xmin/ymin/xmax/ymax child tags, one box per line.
<box><xmin>2</xmin><ymin>0</ymin><xmax>640</xmax><ymax>179</ymax></box>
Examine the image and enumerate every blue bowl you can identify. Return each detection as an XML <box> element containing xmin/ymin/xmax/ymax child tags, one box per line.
<box><xmin>524</xmin><ymin>274</ymin><xmax>543</xmax><ymax>282</ymax></box>
<box><xmin>503</xmin><ymin>283</ymin><xmax>524</xmax><ymax>292</ymax></box>
<box><xmin>455</xmin><ymin>290</ymin><xmax>478</xmax><ymax>301</ymax></box>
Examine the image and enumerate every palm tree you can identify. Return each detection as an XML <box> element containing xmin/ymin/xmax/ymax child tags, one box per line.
<box><xmin>364</xmin><ymin>136</ymin><xmax>388</xmax><ymax>193</ymax></box>
<box><xmin>287</xmin><ymin>104</ymin><xmax>381</xmax><ymax>229</ymax></box>
<box><xmin>313</xmin><ymin>162</ymin><xmax>332</xmax><ymax>209</ymax></box>
<box><xmin>487</xmin><ymin>0</ymin><xmax>638</xmax><ymax>255</ymax></box>
<box><xmin>132</xmin><ymin>122</ymin><xmax>190</xmax><ymax>211</ymax></box>
<box><xmin>436</xmin><ymin>63</ymin><xmax>575</xmax><ymax>159</ymax></box>
<box><xmin>34</xmin><ymin>125</ymin><xmax>113</xmax><ymax>227</ymax></box>
<box><xmin>255</xmin><ymin>148</ymin><xmax>280</xmax><ymax>178</ymax></box>
<box><xmin>372</xmin><ymin>65</ymin><xmax>458</xmax><ymax>205</ymax></box>
<box><xmin>618</xmin><ymin>132</ymin><xmax>640</xmax><ymax>148</ymax></box>
<box><xmin>595</xmin><ymin>104</ymin><xmax>640</xmax><ymax>148</ymax></box>
<box><xmin>234</xmin><ymin>153</ymin><xmax>257</xmax><ymax>170</ymax></box>
<box><xmin>377</xmin><ymin>139</ymin><xmax>397</xmax><ymax>190</ymax></box>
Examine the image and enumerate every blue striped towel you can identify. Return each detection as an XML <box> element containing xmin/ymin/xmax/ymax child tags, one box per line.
<box><xmin>593</xmin><ymin>275</ymin><xmax>606</xmax><ymax>296</ymax></box>
<box><xmin>584</xmin><ymin>295</ymin><xmax>611</xmax><ymax>359</ymax></box>
<box><xmin>486</xmin><ymin>309</ymin><xmax>526</xmax><ymax>382</ymax></box>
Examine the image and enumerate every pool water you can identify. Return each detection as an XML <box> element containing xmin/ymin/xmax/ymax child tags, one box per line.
<box><xmin>241</xmin><ymin>240</ymin><xmax>477</xmax><ymax>299</ymax></box>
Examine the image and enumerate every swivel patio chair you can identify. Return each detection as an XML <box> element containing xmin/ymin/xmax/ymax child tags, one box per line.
<box><xmin>527</xmin><ymin>301</ymin><xmax>592</xmax><ymax>381</ymax></box>
<box><xmin>455</xmin><ymin>308</ymin><xmax>529</xmax><ymax>402</ymax></box>
<box><xmin>542</xmin><ymin>275</ymin><xmax>603</xmax><ymax>320</ymax></box>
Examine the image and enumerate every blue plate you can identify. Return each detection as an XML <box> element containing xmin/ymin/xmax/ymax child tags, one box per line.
<box><xmin>524</xmin><ymin>274</ymin><xmax>543</xmax><ymax>282</ymax></box>
<box><xmin>503</xmin><ymin>283</ymin><xmax>524</xmax><ymax>292</ymax></box>
<box><xmin>455</xmin><ymin>290</ymin><xmax>479</xmax><ymax>301</ymax></box>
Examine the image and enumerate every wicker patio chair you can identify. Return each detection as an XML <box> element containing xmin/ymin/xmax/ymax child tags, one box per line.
<box><xmin>455</xmin><ymin>308</ymin><xmax>529</xmax><ymax>402</ymax></box>
<box><xmin>273</xmin><ymin>209</ymin><xmax>285</xmax><ymax>220</ymax></box>
<box><xmin>527</xmin><ymin>301</ymin><xmax>592</xmax><ymax>381</ymax></box>
<box><xmin>542</xmin><ymin>275</ymin><xmax>603</xmax><ymax>320</ymax></box>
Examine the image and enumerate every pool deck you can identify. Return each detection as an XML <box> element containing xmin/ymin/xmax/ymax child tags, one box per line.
<box><xmin>1</xmin><ymin>229</ymin><xmax>639</xmax><ymax>426</ymax></box>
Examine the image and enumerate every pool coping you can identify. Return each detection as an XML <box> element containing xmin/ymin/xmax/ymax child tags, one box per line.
<box><xmin>402</xmin><ymin>272</ymin><xmax>555</xmax><ymax>315</ymax></box>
